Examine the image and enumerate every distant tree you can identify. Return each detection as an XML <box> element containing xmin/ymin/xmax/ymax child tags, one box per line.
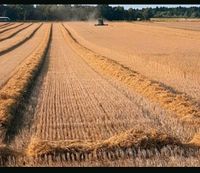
<box><xmin>1</xmin><ymin>5</ymin><xmax>200</xmax><ymax>21</ymax></box>
<box><xmin>22</xmin><ymin>5</ymin><xmax>34</xmax><ymax>20</ymax></box>
<box><xmin>127</xmin><ymin>8</ymin><xmax>137</xmax><ymax>20</ymax></box>
<box><xmin>191</xmin><ymin>12</ymin><xmax>198</xmax><ymax>18</ymax></box>
<box><xmin>141</xmin><ymin>8</ymin><xmax>153</xmax><ymax>20</ymax></box>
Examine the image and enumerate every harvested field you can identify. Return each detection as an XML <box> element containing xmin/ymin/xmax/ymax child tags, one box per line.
<box><xmin>0</xmin><ymin>23</ymin><xmax>24</xmax><ymax>34</ymax></box>
<box><xmin>0</xmin><ymin>23</ymin><xmax>48</xmax><ymax>88</ymax></box>
<box><xmin>0</xmin><ymin>23</ymin><xmax>14</xmax><ymax>29</ymax></box>
<box><xmin>0</xmin><ymin>23</ymin><xmax>33</xmax><ymax>42</ymax></box>
<box><xmin>61</xmin><ymin>23</ymin><xmax>200</xmax><ymax>123</ymax></box>
<box><xmin>0</xmin><ymin>23</ymin><xmax>52</xmax><ymax>140</ymax></box>
<box><xmin>0</xmin><ymin>21</ymin><xmax>199</xmax><ymax>166</ymax></box>
<box><xmin>147</xmin><ymin>21</ymin><xmax>200</xmax><ymax>31</ymax></box>
<box><xmin>0</xmin><ymin>23</ymin><xmax>12</xmax><ymax>28</ymax></box>
<box><xmin>0</xmin><ymin>23</ymin><xmax>42</xmax><ymax>56</ymax></box>
<box><xmin>66</xmin><ymin>22</ymin><xmax>200</xmax><ymax>102</ymax></box>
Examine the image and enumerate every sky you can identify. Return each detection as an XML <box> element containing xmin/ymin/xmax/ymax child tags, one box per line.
<box><xmin>111</xmin><ymin>5</ymin><xmax>200</xmax><ymax>9</ymax></box>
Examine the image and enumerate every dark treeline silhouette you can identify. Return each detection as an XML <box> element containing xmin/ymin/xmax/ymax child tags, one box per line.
<box><xmin>0</xmin><ymin>4</ymin><xmax>200</xmax><ymax>21</ymax></box>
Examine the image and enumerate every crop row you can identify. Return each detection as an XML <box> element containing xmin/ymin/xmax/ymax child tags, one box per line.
<box><xmin>0</xmin><ymin>23</ymin><xmax>52</xmax><ymax>142</ymax></box>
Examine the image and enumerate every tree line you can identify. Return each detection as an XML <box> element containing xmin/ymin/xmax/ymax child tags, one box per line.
<box><xmin>0</xmin><ymin>4</ymin><xmax>200</xmax><ymax>21</ymax></box>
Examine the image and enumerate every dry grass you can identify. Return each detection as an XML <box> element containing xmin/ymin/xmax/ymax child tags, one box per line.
<box><xmin>26</xmin><ymin>128</ymin><xmax>182</xmax><ymax>157</ymax></box>
<box><xmin>189</xmin><ymin>134</ymin><xmax>200</xmax><ymax>146</ymax></box>
<box><xmin>0</xmin><ymin>128</ymin><xmax>197</xmax><ymax>166</ymax></box>
<box><xmin>0</xmin><ymin>23</ymin><xmax>52</xmax><ymax>141</ymax></box>
<box><xmin>60</xmin><ymin>23</ymin><xmax>200</xmax><ymax>124</ymax></box>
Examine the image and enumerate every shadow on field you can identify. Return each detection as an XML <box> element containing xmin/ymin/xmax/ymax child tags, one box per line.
<box><xmin>4</xmin><ymin>25</ymin><xmax>53</xmax><ymax>144</ymax></box>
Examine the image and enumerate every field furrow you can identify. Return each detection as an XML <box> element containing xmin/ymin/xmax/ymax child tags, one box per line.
<box><xmin>0</xmin><ymin>23</ymin><xmax>24</xmax><ymax>34</ymax></box>
<box><xmin>0</xmin><ymin>24</ymin><xmax>47</xmax><ymax>89</ymax></box>
<box><xmin>0</xmin><ymin>23</ymin><xmax>8</xmax><ymax>27</ymax></box>
<box><xmin>0</xmin><ymin>23</ymin><xmax>42</xmax><ymax>56</ymax></box>
<box><xmin>0</xmin><ymin>23</ymin><xmax>52</xmax><ymax>142</ymax></box>
<box><xmin>0</xmin><ymin>23</ymin><xmax>13</xmax><ymax>29</ymax></box>
<box><xmin>0</xmin><ymin>23</ymin><xmax>33</xmax><ymax>42</ymax></box>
